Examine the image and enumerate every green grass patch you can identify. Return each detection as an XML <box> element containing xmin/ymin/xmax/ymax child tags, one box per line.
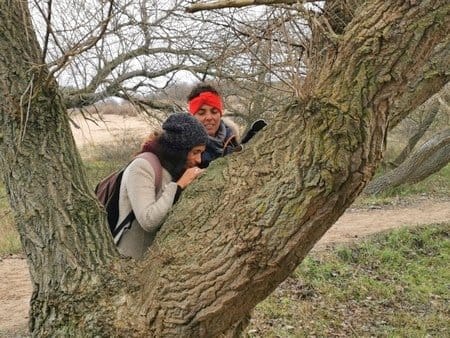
<box><xmin>250</xmin><ymin>224</ymin><xmax>450</xmax><ymax>337</ymax></box>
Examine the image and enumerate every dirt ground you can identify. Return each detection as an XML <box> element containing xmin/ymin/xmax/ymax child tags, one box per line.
<box><xmin>1</xmin><ymin>115</ymin><xmax>449</xmax><ymax>336</ymax></box>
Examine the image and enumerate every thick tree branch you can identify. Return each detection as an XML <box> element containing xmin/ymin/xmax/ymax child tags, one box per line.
<box><xmin>388</xmin><ymin>41</ymin><xmax>450</xmax><ymax>128</ymax></box>
<box><xmin>135</xmin><ymin>2</ymin><xmax>450</xmax><ymax>335</ymax></box>
<box><xmin>392</xmin><ymin>93</ymin><xmax>441</xmax><ymax>167</ymax></box>
<box><xmin>365</xmin><ymin>129</ymin><xmax>450</xmax><ymax>195</ymax></box>
<box><xmin>186</xmin><ymin>0</ymin><xmax>300</xmax><ymax>13</ymax></box>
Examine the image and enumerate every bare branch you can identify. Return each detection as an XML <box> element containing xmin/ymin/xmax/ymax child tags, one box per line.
<box><xmin>41</xmin><ymin>0</ymin><xmax>53</xmax><ymax>64</ymax></box>
<box><xmin>186</xmin><ymin>0</ymin><xmax>300</xmax><ymax>13</ymax></box>
<box><xmin>77</xmin><ymin>46</ymin><xmax>210</xmax><ymax>93</ymax></box>
<box><xmin>47</xmin><ymin>0</ymin><xmax>115</xmax><ymax>79</ymax></box>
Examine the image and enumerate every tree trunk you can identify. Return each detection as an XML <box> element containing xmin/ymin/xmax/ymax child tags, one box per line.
<box><xmin>0</xmin><ymin>1</ymin><xmax>449</xmax><ymax>337</ymax></box>
<box><xmin>0</xmin><ymin>3</ymin><xmax>123</xmax><ymax>336</ymax></box>
<box><xmin>392</xmin><ymin>82</ymin><xmax>449</xmax><ymax>167</ymax></box>
<box><xmin>391</xmin><ymin>101</ymin><xmax>439</xmax><ymax>167</ymax></box>
<box><xmin>365</xmin><ymin>129</ymin><xmax>450</xmax><ymax>195</ymax></box>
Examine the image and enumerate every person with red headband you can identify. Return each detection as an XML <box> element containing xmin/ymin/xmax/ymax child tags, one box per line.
<box><xmin>187</xmin><ymin>83</ymin><xmax>242</xmax><ymax>167</ymax></box>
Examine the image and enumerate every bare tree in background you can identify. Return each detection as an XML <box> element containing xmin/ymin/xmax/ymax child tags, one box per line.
<box><xmin>31</xmin><ymin>0</ymin><xmax>217</xmax><ymax>111</ymax></box>
<box><xmin>30</xmin><ymin>0</ymin><xmax>314</xmax><ymax>127</ymax></box>
<box><xmin>364</xmin><ymin>128</ymin><xmax>450</xmax><ymax>195</ymax></box>
<box><xmin>216</xmin><ymin>6</ymin><xmax>308</xmax><ymax>124</ymax></box>
<box><xmin>364</xmin><ymin>83</ymin><xmax>450</xmax><ymax>195</ymax></box>
<box><xmin>0</xmin><ymin>0</ymin><xmax>449</xmax><ymax>336</ymax></box>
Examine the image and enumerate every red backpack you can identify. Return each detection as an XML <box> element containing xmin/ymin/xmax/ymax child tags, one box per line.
<box><xmin>95</xmin><ymin>152</ymin><xmax>162</xmax><ymax>243</ymax></box>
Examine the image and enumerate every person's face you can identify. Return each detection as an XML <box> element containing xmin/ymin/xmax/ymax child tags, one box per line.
<box><xmin>194</xmin><ymin>104</ymin><xmax>221</xmax><ymax>136</ymax></box>
<box><xmin>185</xmin><ymin>145</ymin><xmax>206</xmax><ymax>168</ymax></box>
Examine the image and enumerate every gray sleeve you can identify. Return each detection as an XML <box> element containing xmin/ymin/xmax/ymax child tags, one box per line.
<box><xmin>122</xmin><ymin>158</ymin><xmax>178</xmax><ymax>233</ymax></box>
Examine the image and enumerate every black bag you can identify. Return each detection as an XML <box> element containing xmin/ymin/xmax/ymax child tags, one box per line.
<box><xmin>95</xmin><ymin>152</ymin><xmax>162</xmax><ymax>243</ymax></box>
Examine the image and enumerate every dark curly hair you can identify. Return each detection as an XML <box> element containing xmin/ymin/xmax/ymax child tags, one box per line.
<box><xmin>187</xmin><ymin>83</ymin><xmax>221</xmax><ymax>101</ymax></box>
<box><xmin>138</xmin><ymin>133</ymin><xmax>187</xmax><ymax>181</ymax></box>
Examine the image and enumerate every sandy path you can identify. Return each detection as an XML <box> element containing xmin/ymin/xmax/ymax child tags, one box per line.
<box><xmin>0</xmin><ymin>257</ymin><xmax>30</xmax><ymax>336</ymax></box>
<box><xmin>315</xmin><ymin>199</ymin><xmax>450</xmax><ymax>249</ymax></box>
<box><xmin>1</xmin><ymin>199</ymin><xmax>449</xmax><ymax>336</ymax></box>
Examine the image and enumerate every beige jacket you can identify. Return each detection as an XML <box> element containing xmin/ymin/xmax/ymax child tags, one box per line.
<box><xmin>116</xmin><ymin>157</ymin><xmax>178</xmax><ymax>259</ymax></box>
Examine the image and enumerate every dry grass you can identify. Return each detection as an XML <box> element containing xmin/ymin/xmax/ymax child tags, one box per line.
<box><xmin>68</xmin><ymin>101</ymin><xmax>141</xmax><ymax>117</ymax></box>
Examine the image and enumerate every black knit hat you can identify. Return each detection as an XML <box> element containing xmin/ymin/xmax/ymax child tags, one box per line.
<box><xmin>160</xmin><ymin>113</ymin><xmax>208</xmax><ymax>151</ymax></box>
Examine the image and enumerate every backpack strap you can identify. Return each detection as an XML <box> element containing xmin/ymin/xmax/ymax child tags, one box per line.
<box><xmin>112</xmin><ymin>211</ymin><xmax>135</xmax><ymax>243</ymax></box>
<box><xmin>113</xmin><ymin>152</ymin><xmax>163</xmax><ymax>244</ymax></box>
<box><xmin>135</xmin><ymin>152</ymin><xmax>163</xmax><ymax>193</ymax></box>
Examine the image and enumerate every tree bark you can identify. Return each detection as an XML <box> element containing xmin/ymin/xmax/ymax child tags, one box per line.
<box><xmin>0</xmin><ymin>1</ymin><xmax>449</xmax><ymax>337</ymax></box>
<box><xmin>365</xmin><ymin>129</ymin><xmax>450</xmax><ymax>195</ymax></box>
<box><xmin>0</xmin><ymin>3</ymin><xmax>124</xmax><ymax>336</ymax></box>
<box><xmin>186</xmin><ymin>0</ymin><xmax>299</xmax><ymax>13</ymax></box>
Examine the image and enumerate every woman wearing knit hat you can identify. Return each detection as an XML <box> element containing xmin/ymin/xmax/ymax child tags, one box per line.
<box><xmin>187</xmin><ymin>83</ymin><xmax>242</xmax><ymax>167</ymax></box>
<box><xmin>116</xmin><ymin>113</ymin><xmax>208</xmax><ymax>259</ymax></box>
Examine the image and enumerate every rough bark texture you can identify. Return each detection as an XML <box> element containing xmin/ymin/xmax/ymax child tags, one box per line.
<box><xmin>365</xmin><ymin>128</ymin><xmax>450</xmax><ymax>195</ymax></box>
<box><xmin>0</xmin><ymin>1</ymin><xmax>449</xmax><ymax>337</ymax></box>
<box><xmin>0</xmin><ymin>3</ymin><xmax>126</xmax><ymax>336</ymax></box>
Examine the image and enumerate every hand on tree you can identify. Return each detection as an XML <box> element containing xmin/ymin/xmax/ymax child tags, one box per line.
<box><xmin>177</xmin><ymin>167</ymin><xmax>204</xmax><ymax>189</ymax></box>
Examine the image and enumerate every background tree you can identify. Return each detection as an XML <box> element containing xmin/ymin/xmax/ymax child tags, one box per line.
<box><xmin>30</xmin><ymin>0</ymin><xmax>314</xmax><ymax>129</ymax></box>
<box><xmin>215</xmin><ymin>6</ymin><xmax>308</xmax><ymax>125</ymax></box>
<box><xmin>364</xmin><ymin>128</ymin><xmax>450</xmax><ymax>195</ymax></box>
<box><xmin>0</xmin><ymin>0</ymin><xmax>448</xmax><ymax>336</ymax></box>
<box><xmin>28</xmin><ymin>0</ymin><xmax>265</xmax><ymax>114</ymax></box>
<box><xmin>364</xmin><ymin>82</ymin><xmax>450</xmax><ymax>194</ymax></box>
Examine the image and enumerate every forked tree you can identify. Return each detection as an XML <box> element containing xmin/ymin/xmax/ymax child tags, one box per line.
<box><xmin>0</xmin><ymin>1</ymin><xmax>448</xmax><ymax>336</ymax></box>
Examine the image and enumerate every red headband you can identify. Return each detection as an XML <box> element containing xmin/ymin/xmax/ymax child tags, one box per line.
<box><xmin>188</xmin><ymin>91</ymin><xmax>223</xmax><ymax>116</ymax></box>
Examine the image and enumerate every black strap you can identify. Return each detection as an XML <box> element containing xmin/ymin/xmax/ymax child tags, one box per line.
<box><xmin>112</xmin><ymin>211</ymin><xmax>135</xmax><ymax>237</ymax></box>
